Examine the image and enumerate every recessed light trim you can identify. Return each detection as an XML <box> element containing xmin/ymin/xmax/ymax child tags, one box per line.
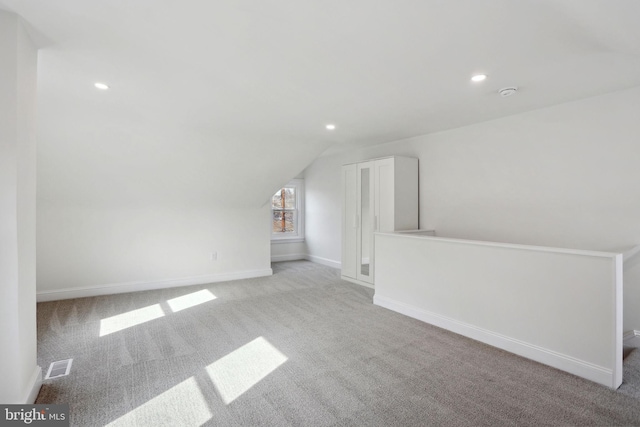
<box><xmin>471</xmin><ymin>74</ymin><xmax>487</xmax><ymax>82</ymax></box>
<box><xmin>94</xmin><ymin>82</ymin><xmax>109</xmax><ymax>90</ymax></box>
<box><xmin>325</xmin><ymin>124</ymin><xmax>336</xmax><ymax>130</ymax></box>
<box><xmin>498</xmin><ymin>87</ymin><xmax>518</xmax><ymax>97</ymax></box>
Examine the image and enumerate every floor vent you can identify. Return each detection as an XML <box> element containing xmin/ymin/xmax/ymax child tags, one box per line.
<box><xmin>45</xmin><ymin>359</ymin><xmax>73</xmax><ymax>380</ymax></box>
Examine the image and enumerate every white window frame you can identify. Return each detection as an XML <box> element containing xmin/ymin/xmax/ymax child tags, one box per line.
<box><xmin>271</xmin><ymin>179</ymin><xmax>304</xmax><ymax>243</ymax></box>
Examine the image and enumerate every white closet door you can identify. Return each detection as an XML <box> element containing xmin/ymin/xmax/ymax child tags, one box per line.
<box><xmin>341</xmin><ymin>164</ymin><xmax>357</xmax><ymax>279</ymax></box>
<box><xmin>374</xmin><ymin>158</ymin><xmax>395</xmax><ymax>232</ymax></box>
<box><xmin>356</xmin><ymin>161</ymin><xmax>375</xmax><ymax>284</ymax></box>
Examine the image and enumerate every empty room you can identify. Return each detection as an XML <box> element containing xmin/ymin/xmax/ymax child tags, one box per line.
<box><xmin>3</xmin><ymin>0</ymin><xmax>640</xmax><ymax>425</ymax></box>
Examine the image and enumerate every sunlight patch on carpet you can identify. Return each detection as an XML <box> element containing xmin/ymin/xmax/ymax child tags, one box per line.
<box><xmin>99</xmin><ymin>304</ymin><xmax>165</xmax><ymax>336</ymax></box>
<box><xmin>206</xmin><ymin>336</ymin><xmax>288</xmax><ymax>404</ymax></box>
<box><xmin>167</xmin><ymin>289</ymin><xmax>216</xmax><ymax>313</ymax></box>
<box><xmin>106</xmin><ymin>376</ymin><xmax>211</xmax><ymax>426</ymax></box>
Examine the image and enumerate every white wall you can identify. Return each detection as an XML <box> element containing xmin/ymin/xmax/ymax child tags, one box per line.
<box><xmin>304</xmin><ymin>85</ymin><xmax>640</xmax><ymax>332</ymax></box>
<box><xmin>375</xmin><ymin>232</ymin><xmax>623</xmax><ymax>388</ymax></box>
<box><xmin>304</xmin><ymin>156</ymin><xmax>343</xmax><ymax>266</ymax></box>
<box><xmin>37</xmin><ymin>202</ymin><xmax>272</xmax><ymax>300</ymax></box>
<box><xmin>271</xmin><ymin>241</ymin><xmax>307</xmax><ymax>262</ymax></box>
<box><xmin>0</xmin><ymin>11</ymin><xmax>40</xmax><ymax>403</ymax></box>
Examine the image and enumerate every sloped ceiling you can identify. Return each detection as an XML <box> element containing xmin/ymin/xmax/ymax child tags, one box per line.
<box><xmin>2</xmin><ymin>0</ymin><xmax>640</xmax><ymax>207</ymax></box>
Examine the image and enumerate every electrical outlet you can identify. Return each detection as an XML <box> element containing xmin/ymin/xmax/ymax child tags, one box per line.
<box><xmin>210</xmin><ymin>251</ymin><xmax>217</xmax><ymax>261</ymax></box>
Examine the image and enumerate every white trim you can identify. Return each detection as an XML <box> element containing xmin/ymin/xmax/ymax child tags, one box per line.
<box><xmin>394</xmin><ymin>229</ymin><xmax>436</xmax><ymax>236</ymax></box>
<box><xmin>271</xmin><ymin>253</ymin><xmax>307</xmax><ymax>262</ymax></box>
<box><xmin>306</xmin><ymin>255</ymin><xmax>341</xmax><ymax>269</ymax></box>
<box><xmin>36</xmin><ymin>268</ymin><xmax>273</xmax><ymax>302</ymax></box>
<box><xmin>373</xmin><ymin>294</ymin><xmax>618</xmax><ymax>389</ymax></box>
<box><xmin>270</xmin><ymin>253</ymin><xmax>341</xmax><ymax>269</ymax></box>
<box><xmin>612</xmin><ymin>254</ymin><xmax>623</xmax><ymax>388</ymax></box>
<box><xmin>24</xmin><ymin>365</ymin><xmax>42</xmax><ymax>404</ymax></box>
<box><xmin>271</xmin><ymin>238</ymin><xmax>304</xmax><ymax>244</ymax></box>
<box><xmin>342</xmin><ymin>275</ymin><xmax>374</xmax><ymax>289</ymax></box>
<box><xmin>375</xmin><ymin>231</ymin><xmax>622</xmax><ymax>259</ymax></box>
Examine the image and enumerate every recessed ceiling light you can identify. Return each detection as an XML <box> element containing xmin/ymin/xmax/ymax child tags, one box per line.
<box><xmin>94</xmin><ymin>82</ymin><xmax>109</xmax><ymax>90</ymax></box>
<box><xmin>471</xmin><ymin>74</ymin><xmax>487</xmax><ymax>82</ymax></box>
<box><xmin>325</xmin><ymin>124</ymin><xmax>336</xmax><ymax>130</ymax></box>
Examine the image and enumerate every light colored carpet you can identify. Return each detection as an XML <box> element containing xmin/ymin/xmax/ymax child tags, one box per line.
<box><xmin>36</xmin><ymin>261</ymin><xmax>640</xmax><ymax>426</ymax></box>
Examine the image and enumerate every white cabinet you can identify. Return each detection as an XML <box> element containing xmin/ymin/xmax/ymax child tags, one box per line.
<box><xmin>341</xmin><ymin>156</ymin><xmax>418</xmax><ymax>287</ymax></box>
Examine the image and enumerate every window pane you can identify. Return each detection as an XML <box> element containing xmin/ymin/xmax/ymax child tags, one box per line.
<box><xmin>272</xmin><ymin>187</ymin><xmax>296</xmax><ymax>210</ymax></box>
<box><xmin>284</xmin><ymin>187</ymin><xmax>296</xmax><ymax>209</ymax></box>
<box><xmin>272</xmin><ymin>191</ymin><xmax>284</xmax><ymax>209</ymax></box>
<box><xmin>272</xmin><ymin>211</ymin><xmax>295</xmax><ymax>233</ymax></box>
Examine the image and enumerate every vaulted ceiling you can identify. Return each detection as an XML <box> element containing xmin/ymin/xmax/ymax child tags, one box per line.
<box><xmin>2</xmin><ymin>0</ymin><xmax>640</xmax><ymax>207</ymax></box>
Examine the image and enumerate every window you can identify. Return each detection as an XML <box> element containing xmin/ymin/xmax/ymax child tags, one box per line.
<box><xmin>271</xmin><ymin>179</ymin><xmax>304</xmax><ymax>242</ymax></box>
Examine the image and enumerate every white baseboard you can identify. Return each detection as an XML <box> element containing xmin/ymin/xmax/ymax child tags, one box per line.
<box><xmin>374</xmin><ymin>294</ymin><xmax>618</xmax><ymax>389</ymax></box>
<box><xmin>341</xmin><ymin>275</ymin><xmax>375</xmax><ymax>289</ymax></box>
<box><xmin>271</xmin><ymin>253</ymin><xmax>341</xmax><ymax>269</ymax></box>
<box><xmin>24</xmin><ymin>365</ymin><xmax>42</xmax><ymax>404</ymax></box>
<box><xmin>37</xmin><ymin>268</ymin><xmax>273</xmax><ymax>302</ymax></box>
<box><xmin>305</xmin><ymin>255</ymin><xmax>341</xmax><ymax>269</ymax></box>
<box><xmin>271</xmin><ymin>253</ymin><xmax>307</xmax><ymax>262</ymax></box>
